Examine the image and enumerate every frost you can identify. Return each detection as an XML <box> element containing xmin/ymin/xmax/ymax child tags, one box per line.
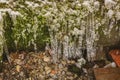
<box><xmin>104</xmin><ymin>0</ymin><xmax>116</xmax><ymax>9</ymax></box>
<box><xmin>77</xmin><ymin>3</ymin><xmax>81</xmax><ymax>7</ymax></box>
<box><xmin>82</xmin><ymin>1</ymin><xmax>93</xmax><ymax>12</ymax></box>
<box><xmin>107</xmin><ymin>9</ymin><xmax>114</xmax><ymax>19</ymax></box>
<box><xmin>0</xmin><ymin>0</ymin><xmax>8</xmax><ymax>3</ymax></box>
<box><xmin>72</xmin><ymin>28</ymin><xmax>80</xmax><ymax>36</ymax></box>
<box><xmin>63</xmin><ymin>35</ymin><xmax>69</xmax><ymax>59</ymax></box>
<box><xmin>25</xmin><ymin>1</ymin><xmax>38</xmax><ymax>7</ymax></box>
<box><xmin>0</xmin><ymin>8</ymin><xmax>12</xmax><ymax>12</ymax></box>
<box><xmin>9</xmin><ymin>11</ymin><xmax>22</xmax><ymax>20</ymax></box>
<box><xmin>0</xmin><ymin>12</ymin><xmax>3</xmax><ymax>31</ymax></box>
<box><xmin>94</xmin><ymin>1</ymin><xmax>100</xmax><ymax>11</ymax></box>
<box><xmin>0</xmin><ymin>11</ymin><xmax>3</xmax><ymax>57</ymax></box>
<box><xmin>0</xmin><ymin>0</ymin><xmax>119</xmax><ymax>65</ymax></box>
<box><xmin>76</xmin><ymin>58</ymin><xmax>86</xmax><ymax>68</ymax></box>
<box><xmin>10</xmin><ymin>11</ymin><xmax>21</xmax><ymax>16</ymax></box>
<box><xmin>82</xmin><ymin>1</ymin><xmax>90</xmax><ymax>7</ymax></box>
<box><xmin>0</xmin><ymin>12</ymin><xmax>2</xmax><ymax>21</ymax></box>
<box><xmin>115</xmin><ymin>12</ymin><xmax>120</xmax><ymax>20</ymax></box>
<box><xmin>33</xmin><ymin>3</ymin><xmax>39</xmax><ymax>8</ymax></box>
<box><xmin>44</xmin><ymin>12</ymin><xmax>51</xmax><ymax>17</ymax></box>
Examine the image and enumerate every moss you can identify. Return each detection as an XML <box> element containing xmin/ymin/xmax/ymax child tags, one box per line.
<box><xmin>0</xmin><ymin>3</ymin><xmax>8</xmax><ymax>8</ymax></box>
<box><xmin>3</xmin><ymin>12</ymin><xmax>16</xmax><ymax>52</ymax></box>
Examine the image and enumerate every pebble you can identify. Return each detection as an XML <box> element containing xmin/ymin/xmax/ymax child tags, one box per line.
<box><xmin>63</xmin><ymin>67</ymin><xmax>67</xmax><ymax>71</ymax></box>
<box><xmin>43</xmin><ymin>56</ymin><xmax>50</xmax><ymax>62</ymax></box>
<box><xmin>67</xmin><ymin>76</ymin><xmax>74</xmax><ymax>80</ymax></box>
<box><xmin>67</xmin><ymin>60</ymin><xmax>71</xmax><ymax>64</ymax></box>
<box><xmin>14</xmin><ymin>59</ymin><xmax>22</xmax><ymax>65</ymax></box>
<box><xmin>19</xmin><ymin>71</ymin><xmax>24</xmax><ymax>77</ymax></box>
<box><xmin>39</xmin><ymin>74</ymin><xmax>45</xmax><ymax>79</ymax></box>
<box><xmin>104</xmin><ymin>62</ymin><xmax>116</xmax><ymax>68</ymax></box>
<box><xmin>61</xmin><ymin>71</ymin><xmax>65</xmax><ymax>75</ymax></box>
<box><xmin>45</xmin><ymin>66</ymin><xmax>51</xmax><ymax>74</ymax></box>
<box><xmin>66</xmin><ymin>72</ymin><xmax>72</xmax><ymax>76</ymax></box>
<box><xmin>58</xmin><ymin>64</ymin><xmax>63</xmax><ymax>69</ymax></box>
<box><xmin>49</xmin><ymin>78</ymin><xmax>54</xmax><ymax>80</ymax></box>
<box><xmin>61</xmin><ymin>60</ymin><xmax>67</xmax><ymax>65</ymax></box>
<box><xmin>71</xmin><ymin>60</ymin><xmax>76</xmax><ymax>64</ymax></box>
<box><xmin>93</xmin><ymin>64</ymin><xmax>99</xmax><ymax>68</ymax></box>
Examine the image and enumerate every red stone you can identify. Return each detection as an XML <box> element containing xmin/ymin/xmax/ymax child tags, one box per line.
<box><xmin>109</xmin><ymin>49</ymin><xmax>120</xmax><ymax>67</ymax></box>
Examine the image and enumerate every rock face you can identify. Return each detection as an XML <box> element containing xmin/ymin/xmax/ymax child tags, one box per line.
<box><xmin>95</xmin><ymin>27</ymin><xmax>120</xmax><ymax>60</ymax></box>
<box><xmin>97</xmin><ymin>28</ymin><xmax>120</xmax><ymax>47</ymax></box>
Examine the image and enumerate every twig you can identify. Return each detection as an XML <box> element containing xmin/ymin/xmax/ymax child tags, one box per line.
<box><xmin>3</xmin><ymin>36</ymin><xmax>11</xmax><ymax>65</ymax></box>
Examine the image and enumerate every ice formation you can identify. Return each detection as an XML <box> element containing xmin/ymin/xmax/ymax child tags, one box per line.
<box><xmin>104</xmin><ymin>0</ymin><xmax>116</xmax><ymax>9</ymax></box>
<box><xmin>107</xmin><ymin>9</ymin><xmax>114</xmax><ymax>19</ymax></box>
<box><xmin>0</xmin><ymin>12</ymin><xmax>3</xmax><ymax>57</ymax></box>
<box><xmin>0</xmin><ymin>0</ymin><xmax>119</xmax><ymax>63</ymax></box>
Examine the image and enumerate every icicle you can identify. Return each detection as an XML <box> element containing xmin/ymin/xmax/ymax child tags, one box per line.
<box><xmin>57</xmin><ymin>41</ymin><xmax>62</xmax><ymax>59</ymax></box>
<box><xmin>68</xmin><ymin>42</ymin><xmax>75</xmax><ymax>58</ymax></box>
<box><xmin>52</xmin><ymin>40</ymin><xmax>58</xmax><ymax>63</ymax></box>
<box><xmin>49</xmin><ymin>29</ymin><xmax>58</xmax><ymax>63</ymax></box>
<box><xmin>108</xmin><ymin>20</ymin><xmax>114</xmax><ymax>33</ymax></box>
<box><xmin>91</xmin><ymin>12</ymin><xmax>96</xmax><ymax>61</ymax></box>
<box><xmin>101</xmin><ymin>6</ymin><xmax>104</xmax><ymax>16</ymax></box>
<box><xmin>68</xmin><ymin>43</ymin><xmax>72</xmax><ymax>58</ymax></box>
<box><xmin>9</xmin><ymin>11</ymin><xmax>22</xmax><ymax>21</ymax></box>
<box><xmin>107</xmin><ymin>9</ymin><xmax>114</xmax><ymax>19</ymax></box>
<box><xmin>45</xmin><ymin>43</ymin><xmax>50</xmax><ymax>51</ymax></box>
<box><xmin>0</xmin><ymin>12</ymin><xmax>3</xmax><ymax>59</ymax></box>
<box><xmin>94</xmin><ymin>1</ymin><xmax>100</xmax><ymax>11</ymax></box>
<box><xmin>50</xmin><ymin>49</ymin><xmax>57</xmax><ymax>63</ymax></box>
<box><xmin>82</xmin><ymin>1</ymin><xmax>93</xmax><ymax>12</ymax></box>
<box><xmin>86</xmin><ymin>12</ymin><xmax>97</xmax><ymax>61</ymax></box>
<box><xmin>34</xmin><ymin>43</ymin><xmax>37</xmax><ymax>52</ymax></box>
<box><xmin>115</xmin><ymin>11</ymin><xmax>120</xmax><ymax>20</ymax></box>
<box><xmin>63</xmin><ymin>35</ymin><xmax>69</xmax><ymax>60</ymax></box>
<box><xmin>75</xmin><ymin>48</ymin><xmax>82</xmax><ymax>58</ymax></box>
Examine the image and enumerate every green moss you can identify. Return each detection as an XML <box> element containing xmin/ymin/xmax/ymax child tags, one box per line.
<box><xmin>3</xmin><ymin>12</ymin><xmax>16</xmax><ymax>52</ymax></box>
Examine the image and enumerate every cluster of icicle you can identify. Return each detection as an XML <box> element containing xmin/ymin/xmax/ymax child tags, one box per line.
<box><xmin>0</xmin><ymin>6</ymin><xmax>21</xmax><ymax>59</ymax></box>
<box><xmin>45</xmin><ymin>0</ymin><xmax>120</xmax><ymax>62</ymax></box>
<box><xmin>0</xmin><ymin>0</ymin><xmax>120</xmax><ymax>63</ymax></box>
<box><xmin>0</xmin><ymin>0</ymin><xmax>9</xmax><ymax>60</ymax></box>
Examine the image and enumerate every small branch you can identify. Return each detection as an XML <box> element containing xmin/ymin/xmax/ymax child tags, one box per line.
<box><xmin>3</xmin><ymin>37</ymin><xmax>11</xmax><ymax>65</ymax></box>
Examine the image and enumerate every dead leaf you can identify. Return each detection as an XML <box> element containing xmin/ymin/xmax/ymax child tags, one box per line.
<box><xmin>16</xmin><ymin>65</ymin><xmax>21</xmax><ymax>72</ymax></box>
<box><xmin>51</xmin><ymin>70</ymin><xmax>57</xmax><ymax>74</ymax></box>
